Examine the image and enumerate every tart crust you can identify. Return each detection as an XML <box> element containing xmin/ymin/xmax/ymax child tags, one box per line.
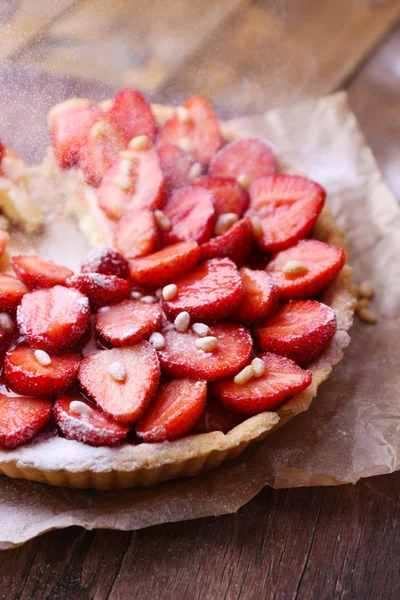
<box><xmin>0</xmin><ymin>105</ymin><xmax>356</xmax><ymax>489</ymax></box>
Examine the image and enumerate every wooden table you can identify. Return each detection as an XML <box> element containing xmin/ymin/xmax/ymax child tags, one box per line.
<box><xmin>0</xmin><ymin>1</ymin><xmax>400</xmax><ymax>598</ymax></box>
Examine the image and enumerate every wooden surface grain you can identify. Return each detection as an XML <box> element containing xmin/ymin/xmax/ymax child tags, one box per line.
<box><xmin>0</xmin><ymin>1</ymin><xmax>399</xmax><ymax>598</ymax></box>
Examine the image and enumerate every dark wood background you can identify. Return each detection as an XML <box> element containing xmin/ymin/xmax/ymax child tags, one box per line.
<box><xmin>0</xmin><ymin>1</ymin><xmax>400</xmax><ymax>598</ymax></box>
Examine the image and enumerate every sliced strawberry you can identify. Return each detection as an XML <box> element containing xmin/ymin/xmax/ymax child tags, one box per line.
<box><xmin>112</xmin><ymin>208</ymin><xmax>158</xmax><ymax>260</ymax></box>
<box><xmin>161</xmin><ymin>185</ymin><xmax>215</xmax><ymax>246</ymax></box>
<box><xmin>78</xmin><ymin>343</ymin><xmax>160</xmax><ymax>424</ymax></box>
<box><xmin>200</xmin><ymin>217</ymin><xmax>252</xmax><ymax>265</ymax></box>
<box><xmin>81</xmin><ymin>247</ymin><xmax>129</xmax><ymax>279</ymax></box>
<box><xmin>17</xmin><ymin>286</ymin><xmax>90</xmax><ymax>351</ymax></box>
<box><xmin>51</xmin><ymin>102</ymin><xmax>102</xmax><ymax>170</ymax></box>
<box><xmin>106</xmin><ymin>88</ymin><xmax>157</xmax><ymax>145</ymax></box>
<box><xmin>0</xmin><ymin>230</ymin><xmax>9</xmax><ymax>255</ymax></box>
<box><xmin>79</xmin><ymin>119</ymin><xmax>123</xmax><ymax>187</ymax></box>
<box><xmin>254</xmin><ymin>300</ymin><xmax>337</xmax><ymax>365</ymax></box>
<box><xmin>249</xmin><ymin>175</ymin><xmax>326</xmax><ymax>252</ymax></box>
<box><xmin>66</xmin><ymin>273</ymin><xmax>130</xmax><ymax>308</ymax></box>
<box><xmin>157</xmin><ymin>143</ymin><xmax>197</xmax><ymax>192</ymax></box>
<box><xmin>0</xmin><ymin>140</ymin><xmax>5</xmax><ymax>166</ymax></box>
<box><xmin>0</xmin><ymin>274</ymin><xmax>28</xmax><ymax>312</ymax></box>
<box><xmin>95</xmin><ymin>299</ymin><xmax>162</xmax><ymax>346</ymax></box>
<box><xmin>5</xmin><ymin>346</ymin><xmax>81</xmax><ymax>396</ymax></box>
<box><xmin>136</xmin><ymin>378</ymin><xmax>206</xmax><ymax>442</ymax></box>
<box><xmin>0</xmin><ymin>313</ymin><xmax>15</xmax><ymax>348</ymax></box>
<box><xmin>54</xmin><ymin>394</ymin><xmax>130</xmax><ymax>446</ymax></box>
<box><xmin>158</xmin><ymin>322</ymin><xmax>252</xmax><ymax>381</ymax></box>
<box><xmin>266</xmin><ymin>239</ymin><xmax>346</xmax><ymax>300</ymax></box>
<box><xmin>130</xmin><ymin>241</ymin><xmax>200</xmax><ymax>288</ymax></box>
<box><xmin>97</xmin><ymin>149</ymin><xmax>164</xmax><ymax>220</ymax></box>
<box><xmin>192</xmin><ymin>394</ymin><xmax>243</xmax><ymax>434</ymax></box>
<box><xmin>158</xmin><ymin>95</ymin><xmax>222</xmax><ymax>167</ymax></box>
<box><xmin>12</xmin><ymin>255</ymin><xmax>74</xmax><ymax>289</ymax></box>
<box><xmin>0</xmin><ymin>395</ymin><xmax>53</xmax><ymax>448</ymax></box>
<box><xmin>231</xmin><ymin>268</ymin><xmax>277</xmax><ymax>324</ymax></box>
<box><xmin>162</xmin><ymin>257</ymin><xmax>242</xmax><ymax>321</ymax></box>
<box><xmin>209</xmin><ymin>137</ymin><xmax>276</xmax><ymax>184</ymax></box>
<box><xmin>212</xmin><ymin>352</ymin><xmax>312</xmax><ymax>415</ymax></box>
<box><xmin>192</xmin><ymin>175</ymin><xmax>249</xmax><ymax>217</ymax></box>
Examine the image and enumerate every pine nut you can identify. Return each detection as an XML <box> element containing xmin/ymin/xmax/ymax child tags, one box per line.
<box><xmin>131</xmin><ymin>290</ymin><xmax>143</xmax><ymax>300</ymax></box>
<box><xmin>90</xmin><ymin>121</ymin><xmax>107</xmax><ymax>139</ymax></box>
<box><xmin>356</xmin><ymin>298</ymin><xmax>369</xmax><ymax>311</ymax></box>
<box><xmin>113</xmin><ymin>174</ymin><xmax>132</xmax><ymax>191</ymax></box>
<box><xmin>195</xmin><ymin>336</ymin><xmax>218</xmax><ymax>352</ymax></box>
<box><xmin>174</xmin><ymin>311</ymin><xmax>190</xmax><ymax>332</ymax></box>
<box><xmin>119</xmin><ymin>150</ymin><xmax>137</xmax><ymax>161</ymax></box>
<box><xmin>234</xmin><ymin>365</ymin><xmax>255</xmax><ymax>385</ymax></box>
<box><xmin>149</xmin><ymin>332</ymin><xmax>165</xmax><ymax>350</ymax></box>
<box><xmin>188</xmin><ymin>162</ymin><xmax>202</xmax><ymax>180</ymax></box>
<box><xmin>154</xmin><ymin>209</ymin><xmax>171</xmax><ymax>232</ymax></box>
<box><xmin>0</xmin><ymin>313</ymin><xmax>14</xmax><ymax>332</ymax></box>
<box><xmin>282</xmin><ymin>260</ymin><xmax>309</xmax><ymax>278</ymax></box>
<box><xmin>251</xmin><ymin>357</ymin><xmax>266</xmax><ymax>378</ymax></box>
<box><xmin>129</xmin><ymin>135</ymin><xmax>150</xmax><ymax>151</ymax></box>
<box><xmin>69</xmin><ymin>400</ymin><xmax>93</xmax><ymax>417</ymax></box>
<box><xmin>162</xmin><ymin>284</ymin><xmax>177</xmax><ymax>300</ymax></box>
<box><xmin>192</xmin><ymin>322</ymin><xmax>210</xmax><ymax>337</ymax></box>
<box><xmin>214</xmin><ymin>213</ymin><xmax>239</xmax><ymax>236</ymax></box>
<box><xmin>357</xmin><ymin>307</ymin><xmax>377</xmax><ymax>324</ymax></box>
<box><xmin>251</xmin><ymin>216</ymin><xmax>263</xmax><ymax>238</ymax></box>
<box><xmin>358</xmin><ymin>280</ymin><xmax>374</xmax><ymax>300</ymax></box>
<box><xmin>34</xmin><ymin>349</ymin><xmax>51</xmax><ymax>367</ymax></box>
<box><xmin>178</xmin><ymin>137</ymin><xmax>194</xmax><ymax>153</ymax></box>
<box><xmin>155</xmin><ymin>288</ymin><xmax>162</xmax><ymax>299</ymax></box>
<box><xmin>141</xmin><ymin>295</ymin><xmax>157</xmax><ymax>304</ymax></box>
<box><xmin>108</xmin><ymin>362</ymin><xmax>127</xmax><ymax>382</ymax></box>
<box><xmin>176</xmin><ymin>106</ymin><xmax>191</xmax><ymax>124</ymax></box>
<box><xmin>237</xmin><ymin>174</ymin><xmax>250</xmax><ymax>188</ymax></box>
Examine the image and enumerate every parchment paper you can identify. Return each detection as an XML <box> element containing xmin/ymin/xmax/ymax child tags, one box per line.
<box><xmin>0</xmin><ymin>91</ymin><xmax>399</xmax><ymax>549</ymax></box>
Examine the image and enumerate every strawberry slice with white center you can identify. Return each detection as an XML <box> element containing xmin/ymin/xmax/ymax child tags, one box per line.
<box><xmin>161</xmin><ymin>185</ymin><xmax>215</xmax><ymax>246</ymax></box>
<box><xmin>17</xmin><ymin>285</ymin><xmax>90</xmax><ymax>352</ymax></box>
<box><xmin>192</xmin><ymin>175</ymin><xmax>249</xmax><ymax>217</ymax></box>
<box><xmin>249</xmin><ymin>175</ymin><xmax>326</xmax><ymax>252</ymax></box>
<box><xmin>50</xmin><ymin>101</ymin><xmax>102</xmax><ymax>170</ymax></box>
<box><xmin>79</xmin><ymin>119</ymin><xmax>123</xmax><ymax>187</ymax></box>
<box><xmin>130</xmin><ymin>241</ymin><xmax>201</xmax><ymax>288</ymax></box>
<box><xmin>97</xmin><ymin>148</ymin><xmax>165</xmax><ymax>220</ymax></box>
<box><xmin>200</xmin><ymin>217</ymin><xmax>253</xmax><ymax>265</ymax></box>
<box><xmin>112</xmin><ymin>207</ymin><xmax>158</xmax><ymax>260</ymax></box>
<box><xmin>158</xmin><ymin>95</ymin><xmax>222</xmax><ymax>167</ymax></box>
<box><xmin>266</xmin><ymin>239</ymin><xmax>346</xmax><ymax>300</ymax></box>
<box><xmin>12</xmin><ymin>255</ymin><xmax>74</xmax><ymax>289</ymax></box>
<box><xmin>254</xmin><ymin>300</ymin><xmax>337</xmax><ymax>365</ymax></box>
<box><xmin>162</xmin><ymin>257</ymin><xmax>242</xmax><ymax>321</ymax></box>
<box><xmin>54</xmin><ymin>394</ymin><xmax>130</xmax><ymax>446</ymax></box>
<box><xmin>78</xmin><ymin>343</ymin><xmax>161</xmax><ymax>424</ymax></box>
<box><xmin>232</xmin><ymin>268</ymin><xmax>277</xmax><ymax>324</ymax></box>
<box><xmin>0</xmin><ymin>230</ymin><xmax>9</xmax><ymax>255</ymax></box>
<box><xmin>0</xmin><ymin>395</ymin><xmax>53</xmax><ymax>448</ymax></box>
<box><xmin>66</xmin><ymin>273</ymin><xmax>130</xmax><ymax>308</ymax></box>
<box><xmin>0</xmin><ymin>274</ymin><xmax>28</xmax><ymax>312</ymax></box>
<box><xmin>157</xmin><ymin>144</ymin><xmax>197</xmax><ymax>192</ymax></box>
<box><xmin>158</xmin><ymin>322</ymin><xmax>252</xmax><ymax>381</ymax></box>
<box><xmin>81</xmin><ymin>247</ymin><xmax>129</xmax><ymax>279</ymax></box>
<box><xmin>209</xmin><ymin>138</ymin><xmax>276</xmax><ymax>185</ymax></box>
<box><xmin>212</xmin><ymin>352</ymin><xmax>312</xmax><ymax>415</ymax></box>
<box><xmin>136</xmin><ymin>379</ymin><xmax>207</xmax><ymax>442</ymax></box>
<box><xmin>5</xmin><ymin>346</ymin><xmax>81</xmax><ymax>396</ymax></box>
<box><xmin>95</xmin><ymin>299</ymin><xmax>162</xmax><ymax>346</ymax></box>
<box><xmin>192</xmin><ymin>394</ymin><xmax>243</xmax><ymax>434</ymax></box>
<box><xmin>106</xmin><ymin>88</ymin><xmax>157</xmax><ymax>145</ymax></box>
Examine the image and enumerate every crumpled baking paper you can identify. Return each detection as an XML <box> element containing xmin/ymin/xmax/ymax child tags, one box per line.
<box><xmin>0</xmin><ymin>91</ymin><xmax>399</xmax><ymax>549</ymax></box>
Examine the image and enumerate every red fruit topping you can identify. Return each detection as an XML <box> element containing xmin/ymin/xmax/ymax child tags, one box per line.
<box><xmin>130</xmin><ymin>241</ymin><xmax>200</xmax><ymax>288</ymax></box>
<box><xmin>17</xmin><ymin>286</ymin><xmax>90</xmax><ymax>351</ymax></box>
<box><xmin>193</xmin><ymin>394</ymin><xmax>243</xmax><ymax>434</ymax></box>
<box><xmin>0</xmin><ymin>395</ymin><xmax>53</xmax><ymax>448</ymax></box>
<box><xmin>161</xmin><ymin>185</ymin><xmax>215</xmax><ymax>246</ymax></box>
<box><xmin>266</xmin><ymin>239</ymin><xmax>346</xmax><ymax>300</ymax></box>
<box><xmin>162</xmin><ymin>257</ymin><xmax>242</xmax><ymax>321</ymax></box>
<box><xmin>193</xmin><ymin>175</ymin><xmax>249</xmax><ymax>217</ymax></box>
<box><xmin>136</xmin><ymin>378</ymin><xmax>207</xmax><ymax>442</ymax></box>
<box><xmin>158</xmin><ymin>322</ymin><xmax>252</xmax><ymax>381</ymax></box>
<box><xmin>232</xmin><ymin>268</ymin><xmax>277</xmax><ymax>324</ymax></box>
<box><xmin>66</xmin><ymin>273</ymin><xmax>130</xmax><ymax>308</ymax></box>
<box><xmin>249</xmin><ymin>175</ymin><xmax>326</xmax><ymax>252</ymax></box>
<box><xmin>95</xmin><ymin>299</ymin><xmax>162</xmax><ymax>346</ymax></box>
<box><xmin>157</xmin><ymin>143</ymin><xmax>197</xmax><ymax>192</ymax></box>
<box><xmin>81</xmin><ymin>247</ymin><xmax>129</xmax><ymax>279</ymax></box>
<box><xmin>0</xmin><ymin>274</ymin><xmax>28</xmax><ymax>312</ymax></box>
<box><xmin>106</xmin><ymin>88</ymin><xmax>157</xmax><ymax>145</ymax></box>
<box><xmin>200</xmin><ymin>217</ymin><xmax>253</xmax><ymax>265</ymax></box>
<box><xmin>158</xmin><ymin>95</ymin><xmax>222</xmax><ymax>166</ymax></box>
<box><xmin>12</xmin><ymin>255</ymin><xmax>74</xmax><ymax>289</ymax></box>
<box><xmin>5</xmin><ymin>346</ymin><xmax>81</xmax><ymax>396</ymax></box>
<box><xmin>0</xmin><ymin>230</ymin><xmax>9</xmax><ymax>255</ymax></box>
<box><xmin>51</xmin><ymin>102</ymin><xmax>101</xmax><ymax>170</ymax></box>
<box><xmin>113</xmin><ymin>208</ymin><xmax>158</xmax><ymax>260</ymax></box>
<box><xmin>254</xmin><ymin>300</ymin><xmax>337</xmax><ymax>366</ymax></box>
<box><xmin>78</xmin><ymin>343</ymin><xmax>160</xmax><ymax>424</ymax></box>
<box><xmin>79</xmin><ymin>120</ymin><xmax>123</xmax><ymax>187</ymax></box>
<box><xmin>212</xmin><ymin>352</ymin><xmax>312</xmax><ymax>415</ymax></box>
<box><xmin>0</xmin><ymin>140</ymin><xmax>4</xmax><ymax>165</ymax></box>
<box><xmin>54</xmin><ymin>394</ymin><xmax>130</xmax><ymax>446</ymax></box>
<box><xmin>97</xmin><ymin>149</ymin><xmax>164</xmax><ymax>220</ymax></box>
<box><xmin>209</xmin><ymin>137</ymin><xmax>276</xmax><ymax>184</ymax></box>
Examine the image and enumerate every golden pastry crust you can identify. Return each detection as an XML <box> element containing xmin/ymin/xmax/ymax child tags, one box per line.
<box><xmin>0</xmin><ymin>105</ymin><xmax>356</xmax><ymax>489</ymax></box>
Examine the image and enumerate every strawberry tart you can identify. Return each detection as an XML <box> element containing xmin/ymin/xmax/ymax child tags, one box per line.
<box><xmin>0</xmin><ymin>90</ymin><xmax>355</xmax><ymax>488</ymax></box>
